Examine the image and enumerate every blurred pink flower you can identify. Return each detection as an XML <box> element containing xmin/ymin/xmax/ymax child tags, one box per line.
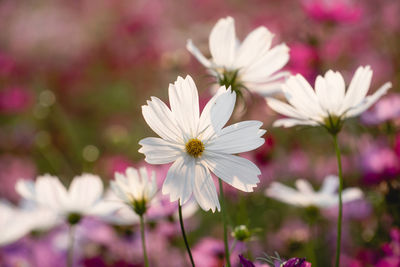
<box><xmin>192</xmin><ymin>237</ymin><xmax>240</xmax><ymax>267</ymax></box>
<box><xmin>376</xmin><ymin>228</ymin><xmax>400</xmax><ymax>267</ymax></box>
<box><xmin>288</xmin><ymin>43</ymin><xmax>319</xmax><ymax>82</ymax></box>
<box><xmin>0</xmin><ymin>86</ymin><xmax>33</xmax><ymax>114</ymax></box>
<box><xmin>361</xmin><ymin>94</ymin><xmax>400</xmax><ymax>125</ymax></box>
<box><xmin>0</xmin><ymin>155</ymin><xmax>36</xmax><ymax>202</ymax></box>
<box><xmin>301</xmin><ymin>0</ymin><xmax>362</xmax><ymax>23</ymax></box>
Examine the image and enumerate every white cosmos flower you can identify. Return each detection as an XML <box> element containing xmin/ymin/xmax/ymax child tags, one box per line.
<box><xmin>110</xmin><ymin>167</ymin><xmax>157</xmax><ymax>215</ymax></box>
<box><xmin>16</xmin><ymin>174</ymin><xmax>115</xmax><ymax>223</ymax></box>
<box><xmin>187</xmin><ymin>16</ymin><xmax>290</xmax><ymax>96</ymax></box>
<box><xmin>266</xmin><ymin>66</ymin><xmax>392</xmax><ymax>130</ymax></box>
<box><xmin>138</xmin><ymin>75</ymin><xmax>266</xmax><ymax>212</ymax></box>
<box><xmin>265</xmin><ymin>175</ymin><xmax>363</xmax><ymax>208</ymax></box>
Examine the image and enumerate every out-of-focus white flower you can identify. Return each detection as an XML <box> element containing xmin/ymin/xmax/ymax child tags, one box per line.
<box><xmin>0</xmin><ymin>200</ymin><xmax>30</xmax><ymax>246</ymax></box>
<box><xmin>266</xmin><ymin>66</ymin><xmax>392</xmax><ymax>133</ymax></box>
<box><xmin>265</xmin><ymin>175</ymin><xmax>363</xmax><ymax>208</ymax></box>
<box><xmin>16</xmin><ymin>174</ymin><xmax>115</xmax><ymax>224</ymax></box>
<box><xmin>187</xmin><ymin>16</ymin><xmax>289</xmax><ymax>96</ymax></box>
<box><xmin>139</xmin><ymin>75</ymin><xmax>265</xmax><ymax>212</ymax></box>
<box><xmin>110</xmin><ymin>167</ymin><xmax>157</xmax><ymax>215</ymax></box>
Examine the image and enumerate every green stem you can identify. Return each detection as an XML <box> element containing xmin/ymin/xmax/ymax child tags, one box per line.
<box><xmin>178</xmin><ymin>202</ymin><xmax>195</xmax><ymax>267</ymax></box>
<box><xmin>67</xmin><ymin>225</ymin><xmax>76</xmax><ymax>267</ymax></box>
<box><xmin>333</xmin><ymin>134</ymin><xmax>343</xmax><ymax>267</ymax></box>
<box><xmin>219</xmin><ymin>178</ymin><xmax>231</xmax><ymax>267</ymax></box>
<box><xmin>139</xmin><ymin>214</ymin><xmax>149</xmax><ymax>267</ymax></box>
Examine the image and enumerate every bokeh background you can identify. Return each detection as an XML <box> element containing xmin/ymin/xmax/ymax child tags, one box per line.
<box><xmin>1</xmin><ymin>0</ymin><xmax>400</xmax><ymax>266</ymax></box>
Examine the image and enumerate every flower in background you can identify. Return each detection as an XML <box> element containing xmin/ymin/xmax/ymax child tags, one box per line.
<box><xmin>110</xmin><ymin>167</ymin><xmax>157</xmax><ymax>216</ymax></box>
<box><xmin>239</xmin><ymin>254</ymin><xmax>255</xmax><ymax>267</ymax></box>
<box><xmin>376</xmin><ymin>228</ymin><xmax>400</xmax><ymax>267</ymax></box>
<box><xmin>139</xmin><ymin>75</ymin><xmax>265</xmax><ymax>212</ymax></box>
<box><xmin>361</xmin><ymin>93</ymin><xmax>400</xmax><ymax>125</ymax></box>
<box><xmin>266</xmin><ymin>66</ymin><xmax>392</xmax><ymax>134</ymax></box>
<box><xmin>301</xmin><ymin>0</ymin><xmax>362</xmax><ymax>23</ymax></box>
<box><xmin>0</xmin><ymin>86</ymin><xmax>33</xmax><ymax>114</ymax></box>
<box><xmin>16</xmin><ymin>174</ymin><xmax>116</xmax><ymax>225</ymax></box>
<box><xmin>187</xmin><ymin>16</ymin><xmax>289</xmax><ymax>96</ymax></box>
<box><xmin>281</xmin><ymin>257</ymin><xmax>312</xmax><ymax>267</ymax></box>
<box><xmin>265</xmin><ymin>175</ymin><xmax>363</xmax><ymax>208</ymax></box>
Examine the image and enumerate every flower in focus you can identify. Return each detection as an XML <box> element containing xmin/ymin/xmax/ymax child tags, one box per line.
<box><xmin>265</xmin><ymin>175</ymin><xmax>363</xmax><ymax>208</ymax></box>
<box><xmin>187</xmin><ymin>16</ymin><xmax>289</xmax><ymax>96</ymax></box>
<box><xmin>139</xmin><ymin>75</ymin><xmax>265</xmax><ymax>212</ymax></box>
<box><xmin>266</xmin><ymin>66</ymin><xmax>392</xmax><ymax>134</ymax></box>
<box><xmin>16</xmin><ymin>174</ymin><xmax>115</xmax><ymax>225</ymax></box>
<box><xmin>110</xmin><ymin>167</ymin><xmax>157</xmax><ymax>216</ymax></box>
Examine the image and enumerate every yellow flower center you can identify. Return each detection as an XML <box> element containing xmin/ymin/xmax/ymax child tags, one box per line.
<box><xmin>185</xmin><ymin>138</ymin><xmax>204</xmax><ymax>158</ymax></box>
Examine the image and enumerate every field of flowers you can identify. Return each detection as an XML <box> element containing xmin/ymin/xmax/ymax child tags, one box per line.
<box><xmin>1</xmin><ymin>0</ymin><xmax>399</xmax><ymax>266</ymax></box>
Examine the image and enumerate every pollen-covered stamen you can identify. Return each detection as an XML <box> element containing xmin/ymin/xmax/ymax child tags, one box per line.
<box><xmin>185</xmin><ymin>138</ymin><xmax>204</xmax><ymax>158</ymax></box>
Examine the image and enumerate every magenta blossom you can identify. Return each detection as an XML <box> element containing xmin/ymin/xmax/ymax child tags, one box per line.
<box><xmin>301</xmin><ymin>0</ymin><xmax>362</xmax><ymax>23</ymax></box>
<box><xmin>283</xmin><ymin>258</ymin><xmax>312</xmax><ymax>267</ymax></box>
<box><xmin>0</xmin><ymin>86</ymin><xmax>33</xmax><ymax>114</ymax></box>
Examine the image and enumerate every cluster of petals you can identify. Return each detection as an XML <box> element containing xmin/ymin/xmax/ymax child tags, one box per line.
<box><xmin>265</xmin><ymin>175</ymin><xmax>363</xmax><ymax>208</ymax></box>
<box><xmin>139</xmin><ymin>75</ymin><xmax>265</xmax><ymax>212</ymax></box>
<box><xmin>187</xmin><ymin>16</ymin><xmax>290</xmax><ymax>95</ymax></box>
<box><xmin>16</xmin><ymin>174</ymin><xmax>116</xmax><ymax>218</ymax></box>
<box><xmin>266</xmin><ymin>66</ymin><xmax>392</xmax><ymax>128</ymax></box>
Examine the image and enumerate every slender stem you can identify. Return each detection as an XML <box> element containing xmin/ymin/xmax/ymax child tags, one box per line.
<box><xmin>218</xmin><ymin>178</ymin><xmax>231</xmax><ymax>267</ymax></box>
<box><xmin>333</xmin><ymin>134</ymin><xmax>343</xmax><ymax>267</ymax></box>
<box><xmin>67</xmin><ymin>225</ymin><xmax>76</xmax><ymax>267</ymax></box>
<box><xmin>139</xmin><ymin>215</ymin><xmax>149</xmax><ymax>267</ymax></box>
<box><xmin>178</xmin><ymin>202</ymin><xmax>195</xmax><ymax>267</ymax></box>
<box><xmin>229</xmin><ymin>239</ymin><xmax>237</xmax><ymax>254</ymax></box>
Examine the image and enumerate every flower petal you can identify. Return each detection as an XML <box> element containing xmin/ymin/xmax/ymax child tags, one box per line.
<box><xmin>162</xmin><ymin>156</ymin><xmax>194</xmax><ymax>205</ymax></box>
<box><xmin>198</xmin><ymin>86</ymin><xmax>236</xmax><ymax>140</ymax></box>
<box><xmin>192</xmin><ymin>163</ymin><xmax>220</xmax><ymax>212</ymax></box>
<box><xmin>186</xmin><ymin>39</ymin><xmax>212</xmax><ymax>68</ymax></box>
<box><xmin>234</xmin><ymin>26</ymin><xmax>273</xmax><ymax>69</ymax></box>
<box><xmin>272</xmin><ymin>118</ymin><xmax>319</xmax><ymax>128</ymax></box>
<box><xmin>203</xmin><ymin>152</ymin><xmax>260</xmax><ymax>192</ymax></box>
<box><xmin>209</xmin><ymin>16</ymin><xmax>236</xmax><ymax>67</ymax></box>
<box><xmin>139</xmin><ymin>137</ymin><xmax>183</xmax><ymax>164</ymax></box>
<box><xmin>68</xmin><ymin>174</ymin><xmax>103</xmax><ymax>213</ymax></box>
<box><xmin>35</xmin><ymin>175</ymin><xmax>68</xmax><ymax>211</ymax></box>
<box><xmin>142</xmin><ymin>96</ymin><xmax>182</xmax><ymax>143</ymax></box>
<box><xmin>206</xmin><ymin>121</ymin><xmax>265</xmax><ymax>154</ymax></box>
<box><xmin>169</xmin><ymin>75</ymin><xmax>200</xmax><ymax>138</ymax></box>
<box><xmin>340</xmin><ymin>66</ymin><xmax>372</xmax><ymax>113</ymax></box>
<box><xmin>320</xmin><ymin>175</ymin><xmax>339</xmax><ymax>194</ymax></box>
<box><xmin>345</xmin><ymin>82</ymin><xmax>392</xmax><ymax>118</ymax></box>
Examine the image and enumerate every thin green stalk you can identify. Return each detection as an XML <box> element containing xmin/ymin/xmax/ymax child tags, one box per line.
<box><xmin>139</xmin><ymin>215</ymin><xmax>149</xmax><ymax>267</ymax></box>
<box><xmin>333</xmin><ymin>134</ymin><xmax>343</xmax><ymax>267</ymax></box>
<box><xmin>219</xmin><ymin>178</ymin><xmax>231</xmax><ymax>267</ymax></box>
<box><xmin>178</xmin><ymin>202</ymin><xmax>195</xmax><ymax>267</ymax></box>
<box><xmin>67</xmin><ymin>225</ymin><xmax>76</xmax><ymax>267</ymax></box>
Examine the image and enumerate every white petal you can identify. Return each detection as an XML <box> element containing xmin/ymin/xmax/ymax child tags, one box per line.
<box><xmin>169</xmin><ymin>75</ymin><xmax>200</xmax><ymax>138</ymax></box>
<box><xmin>15</xmin><ymin>180</ymin><xmax>36</xmax><ymax>201</ymax></box>
<box><xmin>340</xmin><ymin>66</ymin><xmax>372</xmax><ymax>113</ymax></box>
<box><xmin>186</xmin><ymin>39</ymin><xmax>212</xmax><ymax>68</ymax></box>
<box><xmin>139</xmin><ymin>137</ymin><xmax>183</xmax><ymax>164</ymax></box>
<box><xmin>266</xmin><ymin>97</ymin><xmax>308</xmax><ymax>120</ymax></box>
<box><xmin>265</xmin><ymin>182</ymin><xmax>306</xmax><ymax>207</ymax></box>
<box><xmin>35</xmin><ymin>175</ymin><xmax>68</xmax><ymax>211</ymax></box>
<box><xmin>192</xmin><ymin>163</ymin><xmax>220</xmax><ymax>212</ymax></box>
<box><xmin>209</xmin><ymin>17</ymin><xmax>236</xmax><ymax>67</ymax></box>
<box><xmin>342</xmin><ymin>188</ymin><xmax>364</xmax><ymax>203</ymax></box>
<box><xmin>234</xmin><ymin>26</ymin><xmax>273</xmax><ymax>69</ymax></box>
<box><xmin>142</xmin><ymin>96</ymin><xmax>182</xmax><ymax>143</ymax></box>
<box><xmin>198</xmin><ymin>86</ymin><xmax>236</xmax><ymax>140</ymax></box>
<box><xmin>324</xmin><ymin>70</ymin><xmax>345</xmax><ymax>114</ymax></box>
<box><xmin>319</xmin><ymin>175</ymin><xmax>339</xmax><ymax>194</ymax></box>
<box><xmin>345</xmin><ymin>82</ymin><xmax>392</xmax><ymax>118</ymax></box>
<box><xmin>272</xmin><ymin>118</ymin><xmax>319</xmax><ymax>128</ymax></box>
<box><xmin>203</xmin><ymin>153</ymin><xmax>260</xmax><ymax>192</ymax></box>
<box><xmin>206</xmin><ymin>120</ymin><xmax>265</xmax><ymax>154</ymax></box>
<box><xmin>68</xmin><ymin>174</ymin><xmax>103</xmax><ymax>213</ymax></box>
<box><xmin>241</xmin><ymin>44</ymin><xmax>290</xmax><ymax>83</ymax></box>
<box><xmin>295</xmin><ymin>179</ymin><xmax>315</xmax><ymax>194</ymax></box>
<box><xmin>283</xmin><ymin>75</ymin><xmax>324</xmax><ymax>119</ymax></box>
<box><xmin>162</xmin><ymin>156</ymin><xmax>194</xmax><ymax>205</ymax></box>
